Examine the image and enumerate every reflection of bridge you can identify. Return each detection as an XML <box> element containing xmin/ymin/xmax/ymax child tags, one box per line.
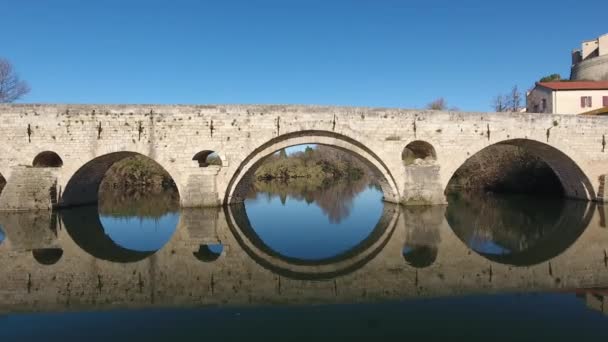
<box><xmin>1</xmin><ymin>104</ymin><xmax>608</xmax><ymax>210</ymax></box>
<box><xmin>0</xmin><ymin>201</ymin><xmax>607</xmax><ymax>314</ymax></box>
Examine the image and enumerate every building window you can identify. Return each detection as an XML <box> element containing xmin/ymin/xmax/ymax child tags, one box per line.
<box><xmin>581</xmin><ymin>96</ymin><xmax>592</xmax><ymax>108</ymax></box>
<box><xmin>541</xmin><ymin>99</ymin><xmax>547</xmax><ymax>112</ymax></box>
<box><xmin>603</xmin><ymin>96</ymin><xmax>608</xmax><ymax>107</ymax></box>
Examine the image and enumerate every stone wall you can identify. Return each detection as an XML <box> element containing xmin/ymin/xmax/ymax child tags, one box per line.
<box><xmin>571</xmin><ymin>54</ymin><xmax>608</xmax><ymax>81</ymax></box>
<box><xmin>0</xmin><ymin>104</ymin><xmax>607</xmax><ymax>210</ymax></box>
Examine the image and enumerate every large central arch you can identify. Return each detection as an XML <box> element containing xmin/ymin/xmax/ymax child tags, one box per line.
<box><xmin>224</xmin><ymin>130</ymin><xmax>401</xmax><ymax>205</ymax></box>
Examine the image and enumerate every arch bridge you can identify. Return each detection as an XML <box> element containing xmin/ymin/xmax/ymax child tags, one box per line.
<box><xmin>0</xmin><ymin>104</ymin><xmax>607</xmax><ymax>210</ymax></box>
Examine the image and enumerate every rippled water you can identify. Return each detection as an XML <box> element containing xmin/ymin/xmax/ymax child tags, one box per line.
<box><xmin>1</xmin><ymin>180</ymin><xmax>608</xmax><ymax>340</ymax></box>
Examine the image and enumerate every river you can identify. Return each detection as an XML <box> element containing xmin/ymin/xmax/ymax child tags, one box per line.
<box><xmin>1</xmin><ymin>178</ymin><xmax>608</xmax><ymax>340</ymax></box>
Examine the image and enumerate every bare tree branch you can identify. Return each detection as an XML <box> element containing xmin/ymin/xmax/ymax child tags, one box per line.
<box><xmin>0</xmin><ymin>58</ymin><xmax>30</xmax><ymax>103</ymax></box>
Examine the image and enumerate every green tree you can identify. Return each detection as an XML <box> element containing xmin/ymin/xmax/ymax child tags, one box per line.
<box><xmin>539</xmin><ymin>74</ymin><xmax>562</xmax><ymax>82</ymax></box>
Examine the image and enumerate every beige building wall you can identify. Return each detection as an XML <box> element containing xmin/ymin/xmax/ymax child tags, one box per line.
<box><xmin>582</xmin><ymin>39</ymin><xmax>600</xmax><ymax>60</ymax></box>
<box><xmin>527</xmin><ymin>87</ymin><xmax>608</xmax><ymax>115</ymax></box>
<box><xmin>599</xmin><ymin>34</ymin><xmax>608</xmax><ymax>56</ymax></box>
<box><xmin>554</xmin><ymin>89</ymin><xmax>608</xmax><ymax>114</ymax></box>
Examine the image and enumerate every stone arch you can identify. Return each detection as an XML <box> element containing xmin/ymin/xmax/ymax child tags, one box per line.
<box><xmin>224</xmin><ymin>202</ymin><xmax>400</xmax><ymax>280</ymax></box>
<box><xmin>224</xmin><ymin>130</ymin><xmax>401</xmax><ymax>205</ymax></box>
<box><xmin>32</xmin><ymin>248</ymin><xmax>63</xmax><ymax>265</ymax></box>
<box><xmin>193</xmin><ymin>150</ymin><xmax>223</xmax><ymax>167</ymax></box>
<box><xmin>402</xmin><ymin>140</ymin><xmax>437</xmax><ymax>165</ymax></box>
<box><xmin>444</xmin><ymin>139</ymin><xmax>595</xmax><ymax>200</ymax></box>
<box><xmin>33</xmin><ymin>151</ymin><xmax>63</xmax><ymax>168</ymax></box>
<box><xmin>60</xmin><ymin>152</ymin><xmax>180</xmax><ymax>208</ymax></box>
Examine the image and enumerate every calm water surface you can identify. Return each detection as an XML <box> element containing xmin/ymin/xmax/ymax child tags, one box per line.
<box><xmin>1</xmin><ymin>179</ymin><xmax>608</xmax><ymax>340</ymax></box>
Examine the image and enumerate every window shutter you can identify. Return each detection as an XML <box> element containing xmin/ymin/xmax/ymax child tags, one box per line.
<box><xmin>589</xmin><ymin>96</ymin><xmax>593</xmax><ymax>107</ymax></box>
<box><xmin>581</xmin><ymin>97</ymin><xmax>586</xmax><ymax>108</ymax></box>
<box><xmin>603</xmin><ymin>96</ymin><xmax>608</xmax><ymax>107</ymax></box>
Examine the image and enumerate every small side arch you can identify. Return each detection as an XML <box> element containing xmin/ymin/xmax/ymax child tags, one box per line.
<box><xmin>33</xmin><ymin>151</ymin><xmax>63</xmax><ymax>168</ymax></box>
<box><xmin>193</xmin><ymin>150</ymin><xmax>223</xmax><ymax>167</ymax></box>
<box><xmin>402</xmin><ymin>140</ymin><xmax>437</xmax><ymax>165</ymax></box>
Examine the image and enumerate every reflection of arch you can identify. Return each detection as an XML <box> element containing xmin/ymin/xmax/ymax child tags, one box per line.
<box><xmin>61</xmin><ymin>206</ymin><xmax>156</xmax><ymax>263</ymax></box>
<box><xmin>0</xmin><ymin>172</ymin><xmax>5</xmax><ymax>196</ymax></box>
<box><xmin>402</xmin><ymin>141</ymin><xmax>437</xmax><ymax>165</ymax></box>
<box><xmin>32</xmin><ymin>248</ymin><xmax>63</xmax><ymax>265</ymax></box>
<box><xmin>224</xmin><ymin>202</ymin><xmax>400</xmax><ymax>280</ymax></box>
<box><xmin>193</xmin><ymin>244</ymin><xmax>223</xmax><ymax>262</ymax></box>
<box><xmin>402</xmin><ymin>246</ymin><xmax>437</xmax><ymax>268</ymax></box>
<box><xmin>446</xmin><ymin>193</ymin><xmax>594</xmax><ymax>266</ymax></box>
<box><xmin>61</xmin><ymin>152</ymin><xmax>180</xmax><ymax>207</ymax></box>
<box><xmin>224</xmin><ymin>130</ymin><xmax>400</xmax><ymax>204</ymax></box>
<box><xmin>33</xmin><ymin>151</ymin><xmax>64</xmax><ymax>168</ymax></box>
<box><xmin>193</xmin><ymin>150</ymin><xmax>222</xmax><ymax>167</ymax></box>
<box><xmin>446</xmin><ymin>139</ymin><xmax>595</xmax><ymax>200</ymax></box>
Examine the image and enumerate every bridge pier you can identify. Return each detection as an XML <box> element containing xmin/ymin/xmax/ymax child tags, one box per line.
<box><xmin>401</xmin><ymin>164</ymin><xmax>447</xmax><ymax>205</ymax></box>
<box><xmin>0</xmin><ymin>166</ymin><xmax>59</xmax><ymax>211</ymax></box>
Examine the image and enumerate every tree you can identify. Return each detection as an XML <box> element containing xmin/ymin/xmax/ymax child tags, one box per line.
<box><xmin>426</xmin><ymin>98</ymin><xmax>459</xmax><ymax>111</ymax></box>
<box><xmin>0</xmin><ymin>58</ymin><xmax>30</xmax><ymax>103</ymax></box>
<box><xmin>492</xmin><ymin>85</ymin><xmax>522</xmax><ymax>112</ymax></box>
<box><xmin>539</xmin><ymin>74</ymin><xmax>562</xmax><ymax>83</ymax></box>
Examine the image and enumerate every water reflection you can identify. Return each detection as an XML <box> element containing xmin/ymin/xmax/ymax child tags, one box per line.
<box><xmin>61</xmin><ymin>189</ymin><xmax>180</xmax><ymax>262</ymax></box>
<box><xmin>243</xmin><ymin>179</ymin><xmax>385</xmax><ymax>262</ymax></box>
<box><xmin>401</xmin><ymin>206</ymin><xmax>444</xmax><ymax>268</ymax></box>
<box><xmin>2</xmin><ymin>182</ymin><xmax>608</xmax><ymax>322</ymax></box>
<box><xmin>446</xmin><ymin>192</ymin><xmax>593</xmax><ymax>266</ymax></box>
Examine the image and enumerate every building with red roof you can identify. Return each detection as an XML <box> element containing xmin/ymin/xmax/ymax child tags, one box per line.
<box><xmin>526</xmin><ymin>81</ymin><xmax>608</xmax><ymax>114</ymax></box>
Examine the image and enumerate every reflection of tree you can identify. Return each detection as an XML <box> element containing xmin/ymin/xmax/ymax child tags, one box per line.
<box><xmin>446</xmin><ymin>192</ymin><xmax>590</xmax><ymax>266</ymax></box>
<box><xmin>98</xmin><ymin>186</ymin><xmax>179</xmax><ymax>219</ymax></box>
<box><xmin>447</xmin><ymin>193</ymin><xmax>565</xmax><ymax>253</ymax></box>
<box><xmin>249</xmin><ymin>175</ymin><xmax>375</xmax><ymax>224</ymax></box>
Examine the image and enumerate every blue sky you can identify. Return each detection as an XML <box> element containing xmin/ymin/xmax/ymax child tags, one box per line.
<box><xmin>2</xmin><ymin>0</ymin><xmax>607</xmax><ymax>111</ymax></box>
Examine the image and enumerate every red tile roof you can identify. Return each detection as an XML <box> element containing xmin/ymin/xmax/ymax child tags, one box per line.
<box><xmin>537</xmin><ymin>81</ymin><xmax>608</xmax><ymax>91</ymax></box>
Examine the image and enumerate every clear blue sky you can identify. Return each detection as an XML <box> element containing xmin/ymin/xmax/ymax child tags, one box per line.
<box><xmin>2</xmin><ymin>0</ymin><xmax>607</xmax><ymax>111</ymax></box>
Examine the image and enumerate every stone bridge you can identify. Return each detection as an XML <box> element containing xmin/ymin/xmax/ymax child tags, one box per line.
<box><xmin>0</xmin><ymin>104</ymin><xmax>608</xmax><ymax>210</ymax></box>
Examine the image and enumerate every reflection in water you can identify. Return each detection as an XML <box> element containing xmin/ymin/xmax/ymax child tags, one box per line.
<box><xmin>243</xmin><ymin>178</ymin><xmax>384</xmax><ymax>261</ymax></box>
<box><xmin>3</xmin><ymin>180</ymin><xmax>608</xmax><ymax>337</ymax></box>
<box><xmin>61</xmin><ymin>188</ymin><xmax>180</xmax><ymax>262</ymax></box>
<box><xmin>193</xmin><ymin>244</ymin><xmax>224</xmax><ymax>262</ymax></box>
<box><xmin>32</xmin><ymin>248</ymin><xmax>63</xmax><ymax>265</ymax></box>
<box><xmin>446</xmin><ymin>193</ymin><xmax>593</xmax><ymax>266</ymax></box>
<box><xmin>401</xmin><ymin>206</ymin><xmax>443</xmax><ymax>268</ymax></box>
<box><xmin>248</xmin><ymin>176</ymin><xmax>377</xmax><ymax>224</ymax></box>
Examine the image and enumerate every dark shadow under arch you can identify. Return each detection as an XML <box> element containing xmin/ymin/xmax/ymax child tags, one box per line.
<box><xmin>224</xmin><ymin>130</ymin><xmax>400</xmax><ymax>205</ymax></box>
<box><xmin>61</xmin><ymin>152</ymin><xmax>180</xmax><ymax>208</ymax></box>
<box><xmin>32</xmin><ymin>248</ymin><xmax>63</xmax><ymax>265</ymax></box>
<box><xmin>0</xmin><ymin>172</ymin><xmax>5</xmax><ymax>196</ymax></box>
<box><xmin>193</xmin><ymin>150</ymin><xmax>222</xmax><ymax>167</ymax></box>
<box><xmin>33</xmin><ymin>151</ymin><xmax>63</xmax><ymax>168</ymax></box>
<box><xmin>61</xmin><ymin>206</ymin><xmax>155</xmax><ymax>263</ymax></box>
<box><xmin>446</xmin><ymin>139</ymin><xmax>595</xmax><ymax>200</ymax></box>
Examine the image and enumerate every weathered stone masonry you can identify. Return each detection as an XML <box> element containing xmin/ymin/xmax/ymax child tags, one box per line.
<box><xmin>1</xmin><ymin>104</ymin><xmax>608</xmax><ymax>210</ymax></box>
